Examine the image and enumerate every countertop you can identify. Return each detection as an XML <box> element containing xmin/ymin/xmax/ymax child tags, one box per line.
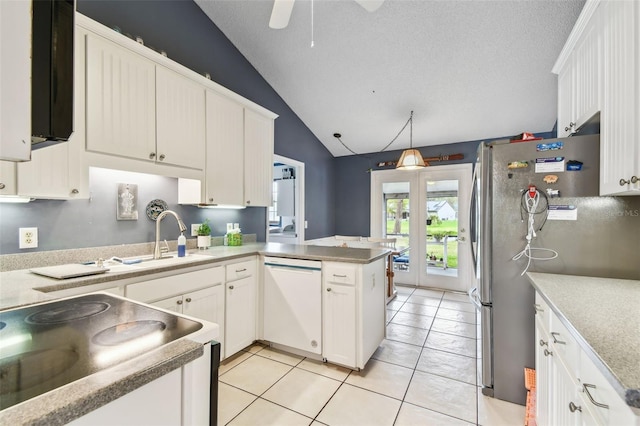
<box><xmin>0</xmin><ymin>242</ymin><xmax>390</xmax><ymax>311</ymax></box>
<box><xmin>527</xmin><ymin>272</ymin><xmax>640</xmax><ymax>410</ymax></box>
<box><xmin>0</xmin><ymin>241</ymin><xmax>388</xmax><ymax>423</ymax></box>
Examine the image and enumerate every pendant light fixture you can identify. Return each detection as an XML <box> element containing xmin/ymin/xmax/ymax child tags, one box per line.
<box><xmin>396</xmin><ymin>110</ymin><xmax>426</xmax><ymax>170</ymax></box>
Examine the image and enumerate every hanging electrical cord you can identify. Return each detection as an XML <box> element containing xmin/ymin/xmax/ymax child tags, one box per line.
<box><xmin>511</xmin><ymin>185</ymin><xmax>558</xmax><ymax>276</ymax></box>
<box><xmin>333</xmin><ymin>111</ymin><xmax>414</xmax><ymax>157</ymax></box>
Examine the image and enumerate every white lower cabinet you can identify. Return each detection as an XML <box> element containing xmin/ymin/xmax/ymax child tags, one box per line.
<box><xmin>126</xmin><ymin>266</ymin><xmax>225</xmax><ymax>344</ymax></box>
<box><xmin>69</xmin><ymin>368</ymin><xmax>182</xmax><ymax>426</ymax></box>
<box><xmin>224</xmin><ymin>257</ymin><xmax>257</xmax><ymax>358</ymax></box>
<box><xmin>322</xmin><ymin>259</ymin><xmax>385</xmax><ymax>369</ymax></box>
<box><xmin>534</xmin><ymin>291</ymin><xmax>638</xmax><ymax>425</ymax></box>
<box><xmin>323</xmin><ymin>281</ymin><xmax>357</xmax><ymax>367</ymax></box>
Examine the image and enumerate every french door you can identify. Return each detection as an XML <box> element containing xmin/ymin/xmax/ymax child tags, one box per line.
<box><xmin>371</xmin><ymin>164</ymin><xmax>472</xmax><ymax>292</ymax></box>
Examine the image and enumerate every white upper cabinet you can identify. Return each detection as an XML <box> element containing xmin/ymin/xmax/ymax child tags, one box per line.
<box><xmin>0</xmin><ymin>0</ymin><xmax>31</xmax><ymax>162</ymax></box>
<box><xmin>554</xmin><ymin>0</ymin><xmax>639</xmax><ymax>196</ymax></box>
<box><xmin>204</xmin><ymin>90</ymin><xmax>245</xmax><ymax>206</ymax></box>
<box><xmin>85</xmin><ymin>32</ymin><xmax>157</xmax><ymax>162</ymax></box>
<box><xmin>554</xmin><ymin>1</ymin><xmax>603</xmax><ymax>137</ymax></box>
<box><xmin>0</xmin><ymin>161</ymin><xmax>17</xmax><ymax>195</ymax></box>
<box><xmin>16</xmin><ymin>24</ymin><xmax>90</xmax><ymax>200</ymax></box>
<box><xmin>155</xmin><ymin>66</ymin><xmax>205</xmax><ymax>169</ymax></box>
<box><xmin>244</xmin><ymin>109</ymin><xmax>274</xmax><ymax>207</ymax></box>
<box><xmin>599</xmin><ymin>0</ymin><xmax>639</xmax><ymax>195</ymax></box>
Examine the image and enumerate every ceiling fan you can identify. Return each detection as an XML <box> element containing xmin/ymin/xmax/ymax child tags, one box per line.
<box><xmin>269</xmin><ymin>0</ymin><xmax>385</xmax><ymax>29</ymax></box>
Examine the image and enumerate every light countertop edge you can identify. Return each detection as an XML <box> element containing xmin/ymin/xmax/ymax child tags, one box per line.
<box><xmin>526</xmin><ymin>272</ymin><xmax>640</xmax><ymax>411</ymax></box>
<box><xmin>0</xmin><ymin>339</ymin><xmax>204</xmax><ymax>426</ymax></box>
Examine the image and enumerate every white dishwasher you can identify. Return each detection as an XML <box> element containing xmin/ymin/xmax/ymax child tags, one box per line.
<box><xmin>263</xmin><ymin>256</ymin><xmax>322</xmax><ymax>354</ymax></box>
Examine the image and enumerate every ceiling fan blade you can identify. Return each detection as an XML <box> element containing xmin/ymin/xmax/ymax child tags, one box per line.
<box><xmin>269</xmin><ymin>0</ymin><xmax>295</xmax><ymax>29</ymax></box>
<box><xmin>354</xmin><ymin>0</ymin><xmax>385</xmax><ymax>13</ymax></box>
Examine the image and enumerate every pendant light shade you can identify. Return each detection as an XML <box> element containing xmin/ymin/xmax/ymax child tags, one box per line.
<box><xmin>396</xmin><ymin>110</ymin><xmax>425</xmax><ymax>170</ymax></box>
<box><xmin>396</xmin><ymin>149</ymin><xmax>426</xmax><ymax>169</ymax></box>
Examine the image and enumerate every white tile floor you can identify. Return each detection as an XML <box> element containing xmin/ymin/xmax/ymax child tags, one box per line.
<box><xmin>217</xmin><ymin>286</ymin><xmax>525</xmax><ymax>425</ymax></box>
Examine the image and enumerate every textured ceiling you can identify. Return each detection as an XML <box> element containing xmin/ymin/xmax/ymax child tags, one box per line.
<box><xmin>195</xmin><ymin>0</ymin><xmax>585</xmax><ymax>157</ymax></box>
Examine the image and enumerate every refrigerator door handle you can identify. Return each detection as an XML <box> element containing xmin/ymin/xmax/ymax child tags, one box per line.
<box><xmin>468</xmin><ymin>287</ymin><xmax>482</xmax><ymax>311</ymax></box>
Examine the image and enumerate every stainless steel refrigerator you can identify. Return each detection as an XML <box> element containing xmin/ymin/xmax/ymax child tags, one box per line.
<box><xmin>468</xmin><ymin>134</ymin><xmax>640</xmax><ymax>405</ymax></box>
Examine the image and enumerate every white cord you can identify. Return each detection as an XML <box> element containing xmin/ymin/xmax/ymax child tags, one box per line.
<box><xmin>512</xmin><ymin>188</ymin><xmax>558</xmax><ymax>275</ymax></box>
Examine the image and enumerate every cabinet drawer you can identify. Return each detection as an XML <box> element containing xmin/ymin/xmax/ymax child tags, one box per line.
<box><xmin>549</xmin><ymin>312</ymin><xmax>580</xmax><ymax>378</ymax></box>
<box><xmin>534</xmin><ymin>292</ymin><xmax>551</xmax><ymax>333</ymax></box>
<box><xmin>226</xmin><ymin>258</ymin><xmax>256</xmax><ymax>282</ymax></box>
<box><xmin>127</xmin><ymin>266</ymin><xmax>224</xmax><ymax>303</ymax></box>
<box><xmin>579</xmin><ymin>349</ymin><xmax>637</xmax><ymax>426</ymax></box>
<box><xmin>324</xmin><ymin>263</ymin><xmax>357</xmax><ymax>286</ymax></box>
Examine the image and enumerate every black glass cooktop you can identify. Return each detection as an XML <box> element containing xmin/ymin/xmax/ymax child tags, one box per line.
<box><xmin>0</xmin><ymin>294</ymin><xmax>202</xmax><ymax>410</ymax></box>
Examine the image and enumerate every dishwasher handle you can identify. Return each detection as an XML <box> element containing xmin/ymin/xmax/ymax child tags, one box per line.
<box><xmin>264</xmin><ymin>262</ymin><xmax>321</xmax><ymax>272</ymax></box>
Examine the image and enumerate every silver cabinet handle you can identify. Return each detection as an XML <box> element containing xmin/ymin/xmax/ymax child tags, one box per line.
<box><xmin>550</xmin><ymin>332</ymin><xmax>566</xmax><ymax>345</ymax></box>
<box><xmin>149</xmin><ymin>152</ymin><xmax>156</xmax><ymax>159</ymax></box>
<box><xmin>209</xmin><ymin>198</ymin><xmax>214</xmax><ymax>203</ymax></box>
<box><xmin>0</xmin><ymin>183</ymin><xmax>5</xmax><ymax>190</ymax></box>
<box><xmin>176</xmin><ymin>299</ymin><xmax>183</xmax><ymax>305</ymax></box>
<box><xmin>333</xmin><ymin>274</ymin><xmax>347</xmax><ymax>278</ymax></box>
<box><xmin>569</xmin><ymin>402</ymin><xmax>582</xmax><ymax>413</ymax></box>
<box><xmin>544</xmin><ymin>349</ymin><xmax>553</xmax><ymax>357</ymax></box>
<box><xmin>185</xmin><ymin>297</ymin><xmax>192</xmax><ymax>303</ymax></box>
<box><xmin>564</xmin><ymin>122</ymin><xmax>576</xmax><ymax>132</ymax></box>
<box><xmin>326</xmin><ymin>288</ymin><xmax>332</xmax><ymax>292</ymax></box>
<box><xmin>236</xmin><ymin>268</ymin><xmax>247</xmax><ymax>273</ymax></box>
<box><xmin>71</xmin><ymin>188</ymin><xmax>79</xmax><ymax>194</ymax></box>
<box><xmin>534</xmin><ymin>303</ymin><xmax>544</xmax><ymax>314</ymax></box>
<box><xmin>246</xmin><ymin>200</ymin><xmax>251</xmax><ymax>205</ymax></box>
<box><xmin>539</xmin><ymin>339</ymin><xmax>548</xmax><ymax>347</ymax></box>
<box><xmin>228</xmin><ymin>285</ymin><xmax>234</xmax><ymax>290</ymax></box>
<box><xmin>583</xmin><ymin>384</ymin><xmax>609</xmax><ymax>409</ymax></box>
<box><xmin>159</xmin><ymin>154</ymin><xmax>166</xmax><ymax>161</ymax></box>
<box><xmin>458</xmin><ymin>236</ymin><xmax>466</xmax><ymax>242</ymax></box>
<box><xmin>620</xmin><ymin>176</ymin><xmax>639</xmax><ymax>186</ymax></box>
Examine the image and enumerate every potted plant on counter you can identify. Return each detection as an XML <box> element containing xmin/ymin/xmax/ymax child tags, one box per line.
<box><xmin>197</xmin><ymin>219</ymin><xmax>211</xmax><ymax>249</ymax></box>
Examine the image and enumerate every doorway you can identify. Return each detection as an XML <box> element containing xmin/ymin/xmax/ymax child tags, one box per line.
<box><xmin>268</xmin><ymin>155</ymin><xmax>305</xmax><ymax>244</ymax></box>
<box><xmin>370</xmin><ymin>164</ymin><xmax>472</xmax><ymax>292</ymax></box>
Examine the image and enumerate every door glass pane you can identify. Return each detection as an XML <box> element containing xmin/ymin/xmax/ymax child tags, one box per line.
<box><xmin>382</xmin><ymin>182</ymin><xmax>410</xmax><ymax>272</ymax></box>
<box><xmin>425</xmin><ymin>179</ymin><xmax>459</xmax><ymax>277</ymax></box>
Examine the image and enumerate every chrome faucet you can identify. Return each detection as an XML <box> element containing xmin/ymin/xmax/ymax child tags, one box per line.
<box><xmin>154</xmin><ymin>210</ymin><xmax>188</xmax><ymax>259</ymax></box>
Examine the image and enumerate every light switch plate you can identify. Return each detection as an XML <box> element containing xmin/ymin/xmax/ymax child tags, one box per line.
<box><xmin>191</xmin><ymin>224</ymin><xmax>201</xmax><ymax>237</ymax></box>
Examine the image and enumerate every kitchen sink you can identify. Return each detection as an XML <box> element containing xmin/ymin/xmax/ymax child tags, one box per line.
<box><xmin>106</xmin><ymin>253</ymin><xmax>213</xmax><ymax>272</ymax></box>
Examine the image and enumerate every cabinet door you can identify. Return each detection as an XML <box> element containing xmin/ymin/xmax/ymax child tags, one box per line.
<box><xmin>322</xmin><ymin>283</ymin><xmax>356</xmax><ymax>368</ymax></box>
<box><xmin>86</xmin><ymin>33</ymin><xmax>156</xmax><ymax>162</ymax></box>
<box><xmin>535</xmin><ymin>319</ymin><xmax>552</xmax><ymax>426</ymax></box>
<box><xmin>18</xmin><ymin>143</ymin><xmax>68</xmax><ymax>198</ymax></box>
<box><xmin>225</xmin><ymin>275</ymin><xmax>256</xmax><ymax>357</ymax></box>
<box><xmin>183</xmin><ymin>285</ymin><xmax>225</xmax><ymax>356</ymax></box>
<box><xmin>557</xmin><ymin>60</ymin><xmax>574</xmax><ymax>138</ymax></box>
<box><xmin>550</xmin><ymin>357</ymin><xmax>582</xmax><ymax>426</ymax></box>
<box><xmin>244</xmin><ymin>109</ymin><xmax>274</xmax><ymax>207</ymax></box>
<box><xmin>0</xmin><ymin>0</ymin><xmax>31</xmax><ymax>161</ymax></box>
<box><xmin>0</xmin><ymin>161</ymin><xmax>16</xmax><ymax>195</ymax></box>
<box><xmin>156</xmin><ymin>67</ymin><xmax>205</xmax><ymax>169</ymax></box>
<box><xmin>205</xmin><ymin>90</ymin><xmax>244</xmax><ymax>206</ymax></box>
<box><xmin>152</xmin><ymin>296</ymin><xmax>184</xmax><ymax>314</ymax></box>
<box><xmin>600</xmin><ymin>0</ymin><xmax>639</xmax><ymax>195</ymax></box>
<box><xmin>573</xmin><ymin>4</ymin><xmax>602</xmax><ymax>128</ymax></box>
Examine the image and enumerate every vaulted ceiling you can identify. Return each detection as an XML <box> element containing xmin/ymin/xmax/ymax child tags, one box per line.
<box><xmin>195</xmin><ymin>0</ymin><xmax>585</xmax><ymax>156</ymax></box>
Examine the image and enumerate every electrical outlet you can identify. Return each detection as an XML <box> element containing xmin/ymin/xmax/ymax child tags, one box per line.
<box><xmin>304</xmin><ymin>220</ymin><xmax>308</xmax><ymax>229</ymax></box>
<box><xmin>191</xmin><ymin>224</ymin><xmax>201</xmax><ymax>237</ymax></box>
<box><xmin>19</xmin><ymin>227</ymin><xmax>38</xmax><ymax>249</ymax></box>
